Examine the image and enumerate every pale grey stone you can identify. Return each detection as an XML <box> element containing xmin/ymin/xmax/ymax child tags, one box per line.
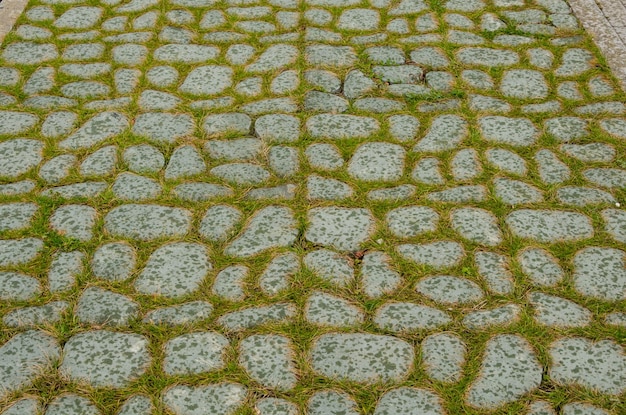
<box><xmin>304</xmin><ymin>91</ymin><xmax>348</xmax><ymax>113</ymax></box>
<box><xmin>485</xmin><ymin>148</ymin><xmax>527</xmax><ymax>175</ymax></box>
<box><xmin>397</xmin><ymin>241</ymin><xmax>465</xmax><ymax>269</ymax></box>
<box><xmin>164</xmin><ymin>145</ymin><xmax>205</xmax><ymax>180</ymax></box>
<box><xmin>92</xmin><ymin>242</ymin><xmax>135</xmax><ymax>282</ymax></box>
<box><xmin>526</xmin><ymin>401</ymin><xmax>556</xmax><ymax>415</ymax></box>
<box><xmin>479</xmin><ymin>116</ymin><xmax>539</xmax><ymax>146</ymax></box>
<box><xmin>199</xmin><ymin>205</ymin><xmax>242</xmax><ymax>242</ymax></box>
<box><xmin>199</xmin><ymin>9</ymin><xmax>226</xmax><ymax>29</ymax></box>
<box><xmin>588</xmin><ymin>76</ymin><xmax>614</xmax><ymax>97</ymax></box>
<box><xmin>0</xmin><ymin>203</ymin><xmax>37</xmax><ymax>231</ymax></box>
<box><xmin>235</xmin><ymin>20</ymin><xmax>276</xmax><ymax>33</ymax></box>
<box><xmin>164</xmin><ymin>332</ymin><xmax>228</xmax><ymax>376</ymax></box>
<box><xmin>462</xmin><ymin>70</ymin><xmax>493</xmax><ymax>89</ymax></box>
<box><xmin>468</xmin><ymin>94</ymin><xmax>512</xmax><ymax>113</ymax></box>
<box><xmin>163</xmin><ymin>383</ymin><xmax>247</xmax><ymax>415</ymax></box>
<box><xmin>445</xmin><ymin>13</ymin><xmax>474</xmax><ymax>28</ymax></box>
<box><xmin>174</xmin><ymin>182</ymin><xmax>233</xmax><ymax>202</ymax></box>
<box><xmin>80</xmin><ymin>145</ymin><xmax>117</xmax><ymax>177</ymax></box>
<box><xmin>0</xmin><ymin>138</ymin><xmax>42</xmax><ymax>179</ymax></box>
<box><xmin>307</xmin><ymin>114</ymin><xmax>379</xmax><ymax>139</ymax></box>
<box><xmin>41</xmin><ymin>111</ymin><xmax>77</xmax><ymax>138</ymax></box>
<box><xmin>135</xmin><ymin>242</ymin><xmax>210</xmax><ymax>298</ymax></box>
<box><xmin>212</xmin><ymin>265</ymin><xmax>247</xmax><ymax>301</ymax></box>
<box><xmin>584</xmin><ymin>168</ymin><xmax>626</xmax><ymax>189</ymax></box>
<box><xmin>54</xmin><ymin>6</ymin><xmax>102</xmax><ymax>28</ymax></box>
<box><xmin>427</xmin><ymin>185</ymin><xmax>487</xmax><ymax>203</ymax></box>
<box><xmin>159</xmin><ymin>25</ymin><xmax>195</xmax><ymax>43</ymax></box>
<box><xmin>473</xmin><ymin>250</ymin><xmax>513</xmax><ymax>294</ymax></box>
<box><xmin>24</xmin><ymin>95</ymin><xmax>76</xmax><ymax>110</ymax></box>
<box><xmin>555</xmin><ymin>48</ymin><xmax>594</xmax><ymax>77</ymax></box>
<box><xmin>417</xmin><ymin>275</ymin><xmax>484</xmax><ymax>305</ymax></box>
<box><xmin>211</xmin><ymin>163</ymin><xmax>270</xmax><ymax>185</ymax></box>
<box><xmin>373</xmin><ymin>388</ymin><xmax>445</xmax><ymax>415</ymax></box>
<box><xmin>310</xmin><ymin>333</ymin><xmax>414</xmax><ymax>383</ymax></box>
<box><xmin>347</xmin><ymin>142</ymin><xmax>405</xmax><ymax>182</ymax></box>
<box><xmin>306</xmin><ymin>207</ymin><xmax>374</xmax><ymax>251</ymax></box>
<box><xmin>367</xmin><ymin>184</ymin><xmax>416</xmax><ymax>201</ymax></box>
<box><xmin>190</xmin><ymin>97</ymin><xmax>235</xmax><ymax>111</ymax></box>
<box><xmin>102</xmin><ymin>15</ymin><xmax>127</xmax><ymax>31</ymax></box>
<box><xmin>451</xmin><ymin>208</ymin><xmax>502</xmax><ymax>246</ymax></box>
<box><xmin>422</xmin><ymin>333</ymin><xmax>466</xmax><ymax>383</ymax></box>
<box><xmin>256</xmin><ymin>398</ymin><xmax>297</xmax><ymax>415</ymax></box>
<box><xmin>234</xmin><ymin>77</ymin><xmax>262</xmax><ymax>97</ymax></box>
<box><xmin>448</xmin><ymin>30</ymin><xmax>485</xmax><ymax>45</ymax></box>
<box><xmin>50</xmin><ymin>204</ymin><xmax>97</xmax><ymax>242</ymax></box>
<box><xmin>412</xmin><ymin>157</ymin><xmax>444</xmax><ymax>185</ymax></box>
<box><xmin>114</xmin><ymin>68</ymin><xmax>141</xmax><ymax>94</ymax></box>
<box><xmin>343</xmin><ymin>69</ymin><xmax>376</xmax><ymax>99</ymax></box>
<box><xmin>389</xmin><ymin>0</ymin><xmax>429</xmax><ymax>15</ymax></box>
<box><xmin>529</xmin><ymin>292</ymin><xmax>591</xmax><ymax>328</ymax></box>
<box><xmin>517</xmin><ymin>248</ymin><xmax>564</xmax><ymax>286</ymax></box>
<box><xmin>180</xmin><ymin>66</ymin><xmax>233</xmax><ymax>96</ymax></box>
<box><xmin>105</xmin><ymin>204</ymin><xmax>192</xmax><ymax>241</ymax></box>
<box><xmin>204</xmin><ymin>113</ymin><xmax>251</xmax><ymax>137</ymax></box>
<box><xmin>0</xmin><ymin>238</ymin><xmax>43</xmax><ymax>267</ymax></box>
<box><xmin>144</xmin><ymin>301</ymin><xmax>213</xmax><ymax>326</ymax></box>
<box><xmin>0</xmin><ymin>272</ymin><xmax>41</xmax><ymax>301</ymax></box>
<box><xmin>0</xmin><ymin>180</ymin><xmax>35</xmax><ymax>196</ymax></box>
<box><xmin>386</xmin><ymin>206</ymin><xmax>438</xmax><ymax>238</ymax></box>
<box><xmin>599</xmin><ymin>118</ymin><xmax>626</xmax><ymax>139</ymax></box>
<box><xmin>146</xmin><ymin>66</ymin><xmax>179</xmax><ymax>88</ymax></box>
<box><xmin>239</xmin><ymin>334</ymin><xmax>297</xmax><ymax>391</ymax></box>
<box><xmin>386</xmin><ymin>115</ymin><xmax>419</xmax><ymax>143</ymax></box>
<box><xmin>463</xmin><ymin>304</ymin><xmax>521</xmax><ymax>329</ymax></box>
<box><xmin>361</xmin><ymin>251</ymin><xmax>402</xmax><ymax>298</ymax></box>
<box><xmin>456</xmin><ymin>47</ymin><xmax>519</xmax><ymax>66</ymax></box>
<box><xmin>27</xmin><ymin>5</ymin><xmax>55</xmax><ymax>21</ymax></box>
<box><xmin>576</xmin><ymin>102</ymin><xmax>625</xmax><ymax>115</ymax></box>
<box><xmin>414</xmin><ymin>114</ymin><xmax>468</xmax><ymax>153</ymax></box>
<box><xmin>305</xmin><ymin>144</ymin><xmax>344</xmax><ymax>171</ymax></box>
<box><xmin>246</xmin><ymin>44</ymin><xmax>298</xmax><ymax>73</ymax></box>
<box><xmin>268</xmin><ymin>146</ymin><xmax>299</xmax><ymax>177</ymax></box>
<box><xmin>338</xmin><ymin>8</ymin><xmax>380</xmax><ymax>31</ymax></box>
<box><xmin>259</xmin><ymin>252</ymin><xmax>299</xmax><ymax>296</ymax></box>
<box><xmin>304</xmin><ymin>249</ymin><xmax>353</xmax><ymax>287</ymax></box>
<box><xmin>549</xmin><ymin>337</ymin><xmax>626</xmax><ymax>395</ymax></box>
<box><xmin>45</xmin><ymin>395</ymin><xmax>100</xmax><ymax>415</ymax></box>
<box><xmin>76</xmin><ymin>286</ymin><xmax>138</xmax><ymax>326</ymax></box>
<box><xmin>41</xmin><ymin>182</ymin><xmax>108</xmax><ymax>199</ymax></box>
<box><xmin>2</xmin><ymin>42</ymin><xmax>58</xmax><ymax>65</ymax></box>
<box><xmin>450</xmin><ymin>149</ymin><xmax>481</xmax><ymax>181</ymax></box>
<box><xmin>1</xmin><ymin>397</ymin><xmax>42</xmax><ymax>415</ymax></box>
<box><xmin>306</xmin><ymin>291</ymin><xmax>363</xmax><ymax>327</ymax></box>
<box><xmin>205</xmin><ymin>138</ymin><xmax>262</xmax><ymax>161</ymax></box>
<box><xmin>48</xmin><ymin>251</ymin><xmax>83</xmax><ymax>293</ymax></box>
<box><xmin>557</xmin><ymin>186</ymin><xmax>615</xmax><ymax>206</ymax></box>
<box><xmin>139</xmin><ymin>90</ymin><xmax>181</xmax><ymax>111</ymax></box>
<box><xmin>15</xmin><ymin>24</ymin><xmax>51</xmax><ymax>39</ymax></box>
<box><xmin>218</xmin><ymin>303</ymin><xmax>296</xmax><ymax>331</ymax></box>
<box><xmin>117</xmin><ymin>395</ymin><xmax>153</xmax><ymax>415</ymax></box>
<box><xmin>374</xmin><ymin>302</ymin><xmax>452</xmax><ymax>333</ymax></box>
<box><xmin>60</xmin><ymin>330</ymin><xmax>150</xmax><ymax>388</ymax></box>
<box><xmin>133</xmin><ymin>113</ymin><xmax>195</xmax><ymax>144</ymax></box>
<box><xmin>493</xmin><ymin>178</ymin><xmax>544</xmax><ymax>204</ymax></box>
<box><xmin>305</xmin><ymin>8</ymin><xmax>332</xmax><ymax>25</ymax></box>
<box><xmin>59</xmin><ymin>112</ymin><xmax>128</xmax><ymax>150</ymax></box>
<box><xmin>306</xmin><ymin>27</ymin><xmax>340</xmax><ymax>43</ymax></box>
<box><xmin>573</xmin><ymin>247</ymin><xmax>625</xmax><ymax>301</ymax></box>
<box><xmin>23</xmin><ymin>67</ymin><xmax>54</xmax><ymax>95</ymax></box>
<box><xmin>557</xmin><ymin>81</ymin><xmax>583</xmax><ymax>100</ymax></box>
<box><xmin>601</xmin><ymin>209</ymin><xmax>626</xmax><ymax>243</ymax></box>
<box><xmin>562</xmin><ymin>403</ymin><xmax>610</xmax><ymax>415</ymax></box>
<box><xmin>0</xmin><ymin>68</ymin><xmax>20</xmax><ymax>86</ymax></box>
<box><xmin>409</xmin><ymin>47</ymin><xmax>448</xmax><ymax>68</ymax></box>
<box><xmin>605</xmin><ymin>312</ymin><xmax>626</xmax><ymax>327</ymax></box>
<box><xmin>535</xmin><ymin>149</ymin><xmax>570</xmax><ymax>184</ymax></box>
<box><xmin>2</xmin><ymin>301</ymin><xmax>68</xmax><ymax>328</ymax></box>
<box><xmin>203</xmin><ymin>31</ymin><xmax>246</xmax><ymax>42</ymax></box>
<box><xmin>240</xmin><ymin>98</ymin><xmax>298</xmax><ymax>115</ymax></box>
<box><xmin>304</xmin><ymin>70</ymin><xmax>342</xmax><ymax>93</ymax></box>
<box><xmin>387</xmin><ymin>18</ymin><xmax>410</xmax><ymax>33</ymax></box>
<box><xmin>307</xmin><ymin>175</ymin><xmax>353</xmax><ymax>200</ymax></box>
<box><xmin>354</xmin><ymin>98</ymin><xmax>404</xmax><ymax>113</ymax></box>
<box><xmin>466</xmin><ymin>335</ymin><xmax>542</xmax><ymax>410</ymax></box>
<box><xmin>305</xmin><ymin>44</ymin><xmax>357</xmax><ymax>67</ymax></box>
<box><xmin>308</xmin><ymin>391</ymin><xmax>359</xmax><ymax>415</ymax></box>
<box><xmin>246</xmin><ymin>185</ymin><xmax>296</xmax><ymax>200</ymax></box>
<box><xmin>61</xmin><ymin>81</ymin><xmax>110</xmax><ymax>99</ymax></box>
<box><xmin>225</xmin><ymin>206</ymin><xmax>297</xmax><ymax>257</ymax></box>
<box><xmin>544</xmin><ymin>117</ymin><xmax>588</xmax><ymax>141</ymax></box>
<box><xmin>270</xmin><ymin>70</ymin><xmax>300</xmax><ymax>94</ymax></box>
<box><xmin>500</xmin><ymin>69</ymin><xmax>548</xmax><ymax>99</ymax></box>
<box><xmin>123</xmin><ymin>145</ymin><xmax>164</xmax><ymax>174</ymax></box>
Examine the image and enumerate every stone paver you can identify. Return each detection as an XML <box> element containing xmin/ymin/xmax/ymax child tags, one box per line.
<box><xmin>0</xmin><ymin>0</ymin><xmax>624</xmax><ymax>413</ymax></box>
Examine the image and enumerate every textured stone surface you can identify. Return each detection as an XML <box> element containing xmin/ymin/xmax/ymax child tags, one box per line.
<box><xmin>306</xmin><ymin>207</ymin><xmax>375</xmax><ymax>251</ymax></box>
<box><xmin>105</xmin><ymin>204</ymin><xmax>192</xmax><ymax>241</ymax></box>
<box><xmin>162</xmin><ymin>383</ymin><xmax>247</xmax><ymax>415</ymax></box>
<box><xmin>239</xmin><ymin>334</ymin><xmax>297</xmax><ymax>390</ymax></box>
<box><xmin>374</xmin><ymin>302</ymin><xmax>451</xmax><ymax>331</ymax></box>
<box><xmin>163</xmin><ymin>332</ymin><xmax>228</xmax><ymax>376</ymax></box>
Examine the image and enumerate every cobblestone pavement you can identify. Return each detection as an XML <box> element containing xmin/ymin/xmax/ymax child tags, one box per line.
<box><xmin>0</xmin><ymin>0</ymin><xmax>625</xmax><ymax>414</ymax></box>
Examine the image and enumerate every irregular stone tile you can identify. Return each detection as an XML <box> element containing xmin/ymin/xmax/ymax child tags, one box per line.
<box><xmin>218</xmin><ymin>303</ymin><xmax>296</xmax><ymax>331</ymax></box>
<box><xmin>55</xmin><ymin>6</ymin><xmax>102</xmax><ymax>28</ymax></box>
<box><xmin>164</xmin><ymin>145</ymin><xmax>205</xmax><ymax>180</ymax></box>
<box><xmin>494</xmin><ymin>178</ymin><xmax>543</xmax><ymax>205</ymax></box>
<box><xmin>506</xmin><ymin>210</ymin><xmax>593</xmax><ymax>243</ymax></box>
<box><xmin>159</xmin><ymin>25</ymin><xmax>195</xmax><ymax>43</ymax></box>
<box><xmin>605</xmin><ymin>312</ymin><xmax>626</xmax><ymax>327</ymax></box>
<box><xmin>557</xmin><ymin>81</ymin><xmax>583</xmax><ymax>100</ymax></box>
<box><xmin>397</xmin><ymin>241</ymin><xmax>465</xmax><ymax>269</ymax></box>
<box><xmin>270</xmin><ymin>70</ymin><xmax>299</xmax><ymax>94</ymax></box>
<box><xmin>549</xmin><ymin>337</ymin><xmax>626</xmax><ymax>395</ymax></box>
<box><xmin>375</xmin><ymin>302</ymin><xmax>451</xmax><ymax>331</ymax></box>
<box><xmin>133</xmin><ymin>113</ymin><xmax>195</xmax><ymax>144</ymax></box>
<box><xmin>223</xmin><ymin>206</ymin><xmax>296</xmax><ymax>257</ymax></box>
<box><xmin>450</xmin><ymin>148</ymin><xmax>481</xmax><ymax>181</ymax></box>
<box><xmin>173</xmin><ymin>182</ymin><xmax>232</xmax><ymax>202</ymax></box>
<box><xmin>14</xmin><ymin>25</ymin><xmax>51</xmax><ymax>40</ymax></box>
<box><xmin>224</xmin><ymin>44</ymin><xmax>255</xmax><ymax>66</ymax></box>
<box><xmin>0</xmin><ymin>180</ymin><xmax>35</xmax><ymax>196</ymax></box>
<box><xmin>2</xmin><ymin>301</ymin><xmax>68</xmax><ymax>328</ymax></box>
<box><xmin>305</xmin><ymin>44</ymin><xmax>357</xmax><ymax>67</ymax></box>
<box><xmin>259</xmin><ymin>252</ymin><xmax>298</xmax><ymax>296</ymax></box>
<box><xmin>0</xmin><ymin>203</ymin><xmax>37</xmax><ymax>231</ymax></box>
<box><xmin>60</xmin><ymin>330</ymin><xmax>150</xmax><ymax>388</ymax></box>
<box><xmin>139</xmin><ymin>90</ymin><xmax>181</xmax><ymax>111</ymax></box>
<box><xmin>451</xmin><ymin>208</ymin><xmax>502</xmax><ymax>246</ymax></box>
<box><xmin>212</xmin><ymin>265</ymin><xmax>247</xmax><ymax>301</ymax></box>
<box><xmin>500</xmin><ymin>69</ymin><xmax>548</xmax><ymax>99</ymax></box>
<box><xmin>143</xmin><ymin>301</ymin><xmax>213</xmax><ymax>326</ymax></box>
<box><xmin>573</xmin><ymin>247</ymin><xmax>625</xmax><ymax>301</ymax></box>
<box><xmin>50</xmin><ymin>204</ymin><xmax>97</xmax><ymax>242</ymax></box>
<box><xmin>412</xmin><ymin>157</ymin><xmax>444</xmax><ymax>185</ymax></box>
<box><xmin>304</xmin><ymin>91</ymin><xmax>348</xmax><ymax>113</ymax></box>
<box><xmin>45</xmin><ymin>395</ymin><xmax>100</xmax><ymax>415</ymax></box>
<box><xmin>337</xmin><ymin>8</ymin><xmax>380</xmax><ymax>31</ymax></box>
<box><xmin>0</xmin><ymin>273</ymin><xmax>40</xmax><ymax>302</ymax></box>
<box><xmin>517</xmin><ymin>248</ymin><xmax>564</xmax><ymax>286</ymax></box>
<box><xmin>466</xmin><ymin>335</ymin><xmax>542</xmax><ymax>410</ymax></box>
<box><xmin>91</xmin><ymin>242</ymin><xmax>135</xmax><ymax>282</ymax></box>
<box><xmin>105</xmin><ymin>204</ymin><xmax>192</xmax><ymax>241</ymax></box>
<box><xmin>599</xmin><ymin>118</ymin><xmax>626</xmax><ymax>139</ymax></box>
<box><xmin>535</xmin><ymin>149</ymin><xmax>570</xmax><ymax>184</ymax></box>
<box><xmin>575</xmin><ymin>101</ymin><xmax>625</xmax><ymax>115</ymax></box>
<box><xmin>115</xmin><ymin>68</ymin><xmax>141</xmax><ymax>94</ymax></box>
<box><xmin>485</xmin><ymin>148</ymin><xmax>527</xmax><ymax>175</ymax></box>
<box><xmin>0</xmin><ymin>68</ymin><xmax>20</xmax><ymax>87</ymax></box>
<box><xmin>385</xmin><ymin>206</ymin><xmax>438</xmax><ymax>240</ymax></box>
<box><xmin>146</xmin><ymin>65</ymin><xmax>179</xmax><ymax>88</ymax></box>
<box><xmin>373</xmin><ymin>387</ymin><xmax>445</xmax><ymax>415</ymax></box>
<box><xmin>41</xmin><ymin>111</ymin><xmax>78</xmax><ymax>138</ymax></box>
<box><xmin>463</xmin><ymin>304</ymin><xmax>521</xmax><ymax>329</ymax></box>
<box><xmin>197</xmin><ymin>205</ymin><xmax>242</xmax><ymax>242</ymax></box>
<box><xmin>417</xmin><ymin>275</ymin><xmax>484</xmax><ymax>305</ymax></box>
<box><xmin>179</xmin><ymin>66</ymin><xmax>233</xmax><ymax>96</ymax></box>
<box><xmin>48</xmin><ymin>251</ymin><xmax>83</xmax><ymax>293</ymax></box>
<box><xmin>601</xmin><ymin>209</ymin><xmax>626</xmax><ymax>243</ymax></box>
<box><xmin>123</xmin><ymin>145</ymin><xmax>165</xmax><ymax>174</ymax></box>
<box><xmin>41</xmin><ymin>182</ymin><xmax>108</xmax><ymax>199</ymax></box>
<box><xmin>304</xmin><ymin>249</ymin><xmax>353</xmax><ymax>287</ymax></box>
<box><xmin>305</xmin><ymin>207</ymin><xmax>375</xmax><ymax>252</ymax></box>
<box><xmin>23</xmin><ymin>67</ymin><xmax>54</xmax><ymax>95</ymax></box>
<box><xmin>348</xmin><ymin>142</ymin><xmax>405</xmax><ymax>182</ymax></box>
<box><xmin>76</xmin><ymin>286</ymin><xmax>138</xmax><ymax>326</ymax></box>
<box><xmin>61</xmin><ymin>81</ymin><xmax>110</xmax><ymax>99</ymax></box>
<box><xmin>102</xmin><ymin>15</ymin><xmax>128</xmax><ymax>31</ymax></box>
<box><xmin>59</xmin><ymin>112</ymin><xmax>128</xmax><ymax>150</ymax></box>
<box><xmin>0</xmin><ymin>139</ymin><xmax>42</xmax><ymax>179</ymax></box>
<box><xmin>308</xmin><ymin>390</ymin><xmax>359</xmax><ymax>415</ymax></box>
<box><xmin>421</xmin><ymin>333</ymin><xmax>466</xmax><ymax>383</ymax></box>
<box><xmin>1</xmin><ymin>397</ymin><xmax>42</xmax><ymax>415</ymax></box>
<box><xmin>246</xmin><ymin>44</ymin><xmax>298</xmax><ymax>72</ymax></box>
<box><xmin>256</xmin><ymin>398</ymin><xmax>297</xmax><ymax>415</ymax></box>
<box><xmin>0</xmin><ymin>238</ymin><xmax>43</xmax><ymax>267</ymax></box>
<box><xmin>494</xmin><ymin>34</ymin><xmax>534</xmax><ymax>45</ymax></box>
<box><xmin>310</xmin><ymin>333</ymin><xmax>414</xmax><ymax>383</ymax></box>
<box><xmin>367</xmin><ymin>184</ymin><xmax>415</xmax><ymax>201</ymax></box>
<box><xmin>544</xmin><ymin>117</ymin><xmax>588</xmax><ymax>142</ymax></box>
<box><xmin>562</xmin><ymin>403</ymin><xmax>610</xmax><ymax>415</ymax></box>
<box><xmin>205</xmin><ymin>138</ymin><xmax>262</xmax><ymax>162</ymax></box>
<box><xmin>239</xmin><ymin>334</ymin><xmax>297</xmax><ymax>391</ymax></box>
<box><xmin>583</xmin><ymin>168</ymin><xmax>626</xmax><ymax>189</ymax></box>
<box><xmin>387</xmin><ymin>114</ymin><xmax>419</xmax><ymax>142</ymax></box>
<box><xmin>306</xmin><ymin>175</ymin><xmax>353</xmax><ymax>200</ymax></box>
<box><xmin>306</xmin><ymin>114</ymin><xmax>379</xmax><ymax>139</ymax></box>
<box><xmin>361</xmin><ymin>251</ymin><xmax>402</xmax><ymax>298</ymax></box>
<box><xmin>112</xmin><ymin>173</ymin><xmax>162</xmax><ymax>201</ymax></box>
<box><xmin>305</xmin><ymin>143</ymin><xmax>344</xmax><ymax>171</ymax></box>
<box><xmin>2</xmin><ymin>42</ymin><xmax>58</xmax><ymax>65</ymax></box>
<box><xmin>468</xmin><ymin>94</ymin><xmax>512</xmax><ymax>113</ymax></box>
<box><xmin>240</xmin><ymin>98</ymin><xmax>298</xmax><ymax>115</ymax></box>
<box><xmin>118</xmin><ymin>395</ymin><xmax>153</xmax><ymax>415</ymax></box>
<box><xmin>80</xmin><ymin>145</ymin><xmax>117</xmax><ymax>177</ymax></box>
<box><xmin>163</xmin><ymin>383</ymin><xmax>246</xmax><ymax>415</ymax></box>
<box><xmin>135</xmin><ymin>242</ymin><xmax>210</xmax><ymax>298</ymax></box>
<box><xmin>414</xmin><ymin>115</ymin><xmax>468</xmax><ymax>153</ymax></box>
<box><xmin>529</xmin><ymin>292</ymin><xmax>591</xmax><ymax>328</ymax></box>
<box><xmin>462</xmin><ymin>69</ymin><xmax>494</xmax><ymax>89</ymax></box>
<box><xmin>305</xmin><ymin>291</ymin><xmax>363</xmax><ymax>327</ymax></box>
<box><xmin>254</xmin><ymin>114</ymin><xmax>299</xmax><ymax>144</ymax></box>
<box><xmin>409</xmin><ymin>46</ymin><xmax>448</xmax><ymax>68</ymax></box>
<box><xmin>427</xmin><ymin>185</ymin><xmax>487</xmax><ymax>203</ymax></box>
<box><xmin>557</xmin><ymin>186</ymin><xmax>615</xmax><ymax>206</ymax></box>
<box><xmin>526</xmin><ymin>400</ymin><xmax>556</xmax><ymax>415</ymax></box>
<box><xmin>268</xmin><ymin>146</ymin><xmax>299</xmax><ymax>178</ymax></box>
<box><xmin>304</xmin><ymin>69</ymin><xmax>341</xmax><ymax>93</ymax></box>
<box><xmin>474</xmin><ymin>251</ymin><xmax>514</xmax><ymax>295</ymax></box>
<box><xmin>555</xmin><ymin>48</ymin><xmax>593</xmax><ymax>77</ymax></box>
<box><xmin>343</xmin><ymin>70</ymin><xmax>375</xmax><ymax>100</ymax></box>
<box><xmin>456</xmin><ymin>47</ymin><xmax>519</xmax><ymax>66</ymax></box>
<box><xmin>164</xmin><ymin>332</ymin><xmax>228</xmax><ymax>376</ymax></box>
<box><xmin>112</xmin><ymin>43</ymin><xmax>147</xmax><ymax>66</ymax></box>
<box><xmin>479</xmin><ymin>116</ymin><xmax>539</xmax><ymax>147</ymax></box>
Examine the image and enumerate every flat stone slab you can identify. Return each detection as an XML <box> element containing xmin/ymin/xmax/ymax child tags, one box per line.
<box><xmin>179</xmin><ymin>66</ymin><xmax>233</xmax><ymax>96</ymax></box>
<box><xmin>529</xmin><ymin>292</ymin><xmax>591</xmax><ymax>328</ymax></box>
<box><xmin>347</xmin><ymin>142</ymin><xmax>405</xmax><ymax>182</ymax></box>
<box><xmin>154</xmin><ymin>44</ymin><xmax>219</xmax><ymax>63</ymax></box>
<box><xmin>479</xmin><ymin>116</ymin><xmax>539</xmax><ymax>146</ymax></box>
<box><xmin>305</xmin><ymin>207</ymin><xmax>375</xmax><ymax>251</ymax></box>
<box><xmin>474</xmin><ymin>251</ymin><xmax>514</xmax><ymax>295</ymax></box>
<box><xmin>132</xmin><ymin>113</ymin><xmax>195</xmax><ymax>144</ymax></box>
<box><xmin>50</xmin><ymin>204</ymin><xmax>97</xmax><ymax>242</ymax></box>
<box><xmin>416</xmin><ymin>275</ymin><xmax>484</xmax><ymax>305</ymax></box>
<box><xmin>2</xmin><ymin>42</ymin><xmax>58</xmax><ymax>65</ymax></box>
<box><xmin>256</xmin><ymin>398</ymin><xmax>298</xmax><ymax>415</ymax></box>
<box><xmin>456</xmin><ymin>47</ymin><xmax>519</xmax><ymax>66</ymax></box>
<box><xmin>239</xmin><ymin>334</ymin><xmax>297</xmax><ymax>391</ymax></box>
<box><xmin>217</xmin><ymin>303</ymin><xmax>296</xmax><ymax>331</ymax></box>
<box><xmin>0</xmin><ymin>237</ymin><xmax>43</xmax><ymax>267</ymax></box>
<box><xmin>60</xmin><ymin>330</ymin><xmax>150</xmax><ymax>388</ymax></box>
<box><xmin>308</xmin><ymin>391</ymin><xmax>360</xmax><ymax>415</ymax></box>
<box><xmin>602</xmin><ymin>209</ymin><xmax>626</xmax><ymax>243</ymax></box>
<box><xmin>0</xmin><ymin>139</ymin><xmax>43</xmax><ymax>178</ymax></box>
<box><xmin>310</xmin><ymin>333</ymin><xmax>414</xmax><ymax>383</ymax></box>
<box><xmin>397</xmin><ymin>241</ymin><xmax>465</xmax><ymax>269</ymax></box>
<box><xmin>572</xmin><ymin>247</ymin><xmax>625</xmax><ymax>301</ymax></box>
<box><xmin>361</xmin><ymin>251</ymin><xmax>402</xmax><ymax>298</ymax></box>
<box><xmin>143</xmin><ymin>301</ymin><xmax>213</xmax><ymax>326</ymax></box>
<box><xmin>374</xmin><ymin>302</ymin><xmax>451</xmax><ymax>331</ymax></box>
<box><xmin>414</xmin><ymin>115</ymin><xmax>468</xmax><ymax>152</ymax></box>
<box><xmin>224</xmin><ymin>206</ymin><xmax>297</xmax><ymax>257</ymax></box>
<box><xmin>162</xmin><ymin>383</ymin><xmax>247</xmax><ymax>415</ymax></box>
<box><xmin>373</xmin><ymin>387</ymin><xmax>445</xmax><ymax>415</ymax></box>
<box><xmin>118</xmin><ymin>395</ymin><xmax>153</xmax><ymax>415</ymax></box>
<box><xmin>306</xmin><ymin>44</ymin><xmax>357</xmax><ymax>67</ymax></box>
<box><xmin>163</xmin><ymin>332</ymin><xmax>228</xmax><ymax>376</ymax></box>
<box><xmin>506</xmin><ymin>210</ymin><xmax>593</xmax><ymax>243</ymax></box>
<box><xmin>0</xmin><ymin>330</ymin><xmax>61</xmax><ymax>400</ymax></box>
<box><xmin>517</xmin><ymin>248</ymin><xmax>564</xmax><ymax>286</ymax></box>
<box><xmin>462</xmin><ymin>304</ymin><xmax>521</xmax><ymax>329</ymax></box>
<box><xmin>212</xmin><ymin>265</ymin><xmax>247</xmax><ymax>301</ymax></box>
<box><xmin>59</xmin><ymin>112</ymin><xmax>129</xmax><ymax>150</ymax></box>
<box><xmin>421</xmin><ymin>333</ymin><xmax>466</xmax><ymax>383</ymax></box>
<box><xmin>450</xmin><ymin>208</ymin><xmax>502</xmax><ymax>246</ymax></box>
<box><xmin>306</xmin><ymin>114</ymin><xmax>379</xmax><ymax>139</ymax></box>
<box><xmin>134</xmin><ymin>242</ymin><xmax>211</xmax><ymax>298</ymax></box>
<box><xmin>246</xmin><ymin>44</ymin><xmax>298</xmax><ymax>73</ymax></box>
<box><xmin>304</xmin><ymin>249</ymin><xmax>354</xmax><ymax>287</ymax></box>
<box><xmin>549</xmin><ymin>337</ymin><xmax>626</xmax><ymax>395</ymax></box>
<box><xmin>2</xmin><ymin>301</ymin><xmax>69</xmax><ymax>328</ymax></box>
<box><xmin>105</xmin><ymin>204</ymin><xmax>192</xmax><ymax>241</ymax></box>
<box><xmin>45</xmin><ymin>395</ymin><xmax>100</xmax><ymax>415</ymax></box>
<box><xmin>76</xmin><ymin>287</ymin><xmax>138</xmax><ymax>326</ymax></box>
<box><xmin>466</xmin><ymin>334</ymin><xmax>542</xmax><ymax>410</ymax></box>
<box><xmin>211</xmin><ymin>163</ymin><xmax>270</xmax><ymax>185</ymax></box>
<box><xmin>305</xmin><ymin>291</ymin><xmax>364</xmax><ymax>327</ymax></box>
<box><xmin>1</xmin><ymin>397</ymin><xmax>42</xmax><ymax>415</ymax></box>
<box><xmin>199</xmin><ymin>205</ymin><xmax>242</xmax><ymax>242</ymax></box>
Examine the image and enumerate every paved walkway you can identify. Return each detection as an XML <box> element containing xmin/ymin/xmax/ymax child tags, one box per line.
<box><xmin>0</xmin><ymin>0</ymin><xmax>625</xmax><ymax>414</ymax></box>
